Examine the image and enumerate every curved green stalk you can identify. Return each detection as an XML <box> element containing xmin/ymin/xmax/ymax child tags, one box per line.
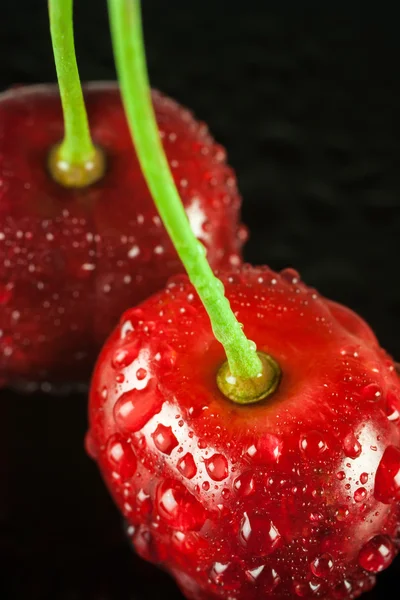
<box><xmin>107</xmin><ymin>0</ymin><xmax>262</xmax><ymax>379</ymax></box>
<box><xmin>48</xmin><ymin>0</ymin><xmax>96</xmax><ymax>165</ymax></box>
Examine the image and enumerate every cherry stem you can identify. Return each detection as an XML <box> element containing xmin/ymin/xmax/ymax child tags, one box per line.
<box><xmin>107</xmin><ymin>0</ymin><xmax>262</xmax><ymax>379</ymax></box>
<box><xmin>48</xmin><ymin>0</ymin><xmax>96</xmax><ymax>165</ymax></box>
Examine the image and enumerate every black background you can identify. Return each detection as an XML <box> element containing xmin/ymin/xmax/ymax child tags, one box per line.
<box><xmin>1</xmin><ymin>1</ymin><xmax>400</xmax><ymax>598</ymax></box>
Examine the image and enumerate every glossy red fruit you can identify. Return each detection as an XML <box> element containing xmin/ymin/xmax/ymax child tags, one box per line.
<box><xmin>0</xmin><ymin>83</ymin><xmax>245</xmax><ymax>391</ymax></box>
<box><xmin>88</xmin><ymin>265</ymin><xmax>400</xmax><ymax>600</ymax></box>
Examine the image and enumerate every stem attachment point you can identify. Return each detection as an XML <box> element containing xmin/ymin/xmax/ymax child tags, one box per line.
<box><xmin>48</xmin><ymin>143</ymin><xmax>106</xmax><ymax>188</ymax></box>
<box><xmin>217</xmin><ymin>351</ymin><xmax>281</xmax><ymax>405</ymax></box>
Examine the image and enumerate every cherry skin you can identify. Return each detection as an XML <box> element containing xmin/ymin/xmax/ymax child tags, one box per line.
<box><xmin>0</xmin><ymin>83</ymin><xmax>245</xmax><ymax>390</ymax></box>
<box><xmin>87</xmin><ymin>265</ymin><xmax>400</xmax><ymax>600</ymax></box>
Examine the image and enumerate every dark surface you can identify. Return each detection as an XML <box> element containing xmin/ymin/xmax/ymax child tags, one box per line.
<box><xmin>1</xmin><ymin>1</ymin><xmax>400</xmax><ymax>598</ymax></box>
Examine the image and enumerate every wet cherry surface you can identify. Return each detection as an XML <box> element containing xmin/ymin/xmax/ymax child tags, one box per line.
<box><xmin>2</xmin><ymin>385</ymin><xmax>399</xmax><ymax>600</ymax></box>
<box><xmin>0</xmin><ymin>83</ymin><xmax>244</xmax><ymax>390</ymax></box>
<box><xmin>2</xmin><ymin>2</ymin><xmax>400</xmax><ymax>598</ymax></box>
<box><xmin>87</xmin><ymin>266</ymin><xmax>400</xmax><ymax>599</ymax></box>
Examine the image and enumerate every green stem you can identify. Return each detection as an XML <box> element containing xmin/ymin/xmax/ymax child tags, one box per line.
<box><xmin>107</xmin><ymin>0</ymin><xmax>262</xmax><ymax>379</ymax></box>
<box><xmin>48</xmin><ymin>0</ymin><xmax>95</xmax><ymax>164</ymax></box>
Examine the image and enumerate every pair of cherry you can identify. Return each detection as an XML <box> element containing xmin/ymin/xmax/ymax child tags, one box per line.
<box><xmin>2</xmin><ymin>1</ymin><xmax>400</xmax><ymax>599</ymax></box>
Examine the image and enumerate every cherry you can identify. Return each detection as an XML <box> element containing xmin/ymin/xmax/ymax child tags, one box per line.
<box><xmin>88</xmin><ymin>266</ymin><xmax>400</xmax><ymax>599</ymax></box>
<box><xmin>87</xmin><ymin>2</ymin><xmax>400</xmax><ymax>598</ymax></box>
<box><xmin>0</xmin><ymin>6</ymin><xmax>244</xmax><ymax>390</ymax></box>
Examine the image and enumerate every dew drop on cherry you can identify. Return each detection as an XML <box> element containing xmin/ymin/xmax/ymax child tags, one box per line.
<box><xmin>113</xmin><ymin>380</ymin><xmax>163</xmax><ymax>433</ymax></box>
<box><xmin>385</xmin><ymin>391</ymin><xmax>400</xmax><ymax>423</ymax></box>
<box><xmin>209</xmin><ymin>562</ymin><xmax>229</xmax><ymax>585</ymax></box>
<box><xmin>374</xmin><ymin>445</ymin><xmax>400</xmax><ymax>503</ymax></box>
<box><xmin>335</xmin><ymin>506</ymin><xmax>350</xmax><ymax>521</ymax></box>
<box><xmin>84</xmin><ymin>430</ymin><xmax>98</xmax><ymax>460</ymax></box>
<box><xmin>205</xmin><ymin>453</ymin><xmax>229</xmax><ymax>481</ymax></box>
<box><xmin>112</xmin><ymin>344</ymin><xmax>138</xmax><ymax>369</ymax></box>
<box><xmin>239</xmin><ymin>511</ymin><xmax>282</xmax><ymax>556</ymax></box>
<box><xmin>177</xmin><ymin>452</ymin><xmax>197</xmax><ymax>479</ymax></box>
<box><xmin>310</xmin><ymin>553</ymin><xmax>334</xmax><ymax>578</ymax></box>
<box><xmin>156</xmin><ymin>479</ymin><xmax>206</xmax><ymax>531</ymax></box>
<box><xmin>362</xmin><ymin>383</ymin><xmax>382</xmax><ymax>402</ymax></box>
<box><xmin>332</xmin><ymin>579</ymin><xmax>352</xmax><ymax>599</ymax></box>
<box><xmin>234</xmin><ymin>471</ymin><xmax>255</xmax><ymax>497</ymax></box>
<box><xmin>354</xmin><ymin>487</ymin><xmax>367</xmax><ymax>503</ymax></box>
<box><xmin>358</xmin><ymin>535</ymin><xmax>395</xmax><ymax>572</ymax></box>
<box><xmin>281</xmin><ymin>267</ymin><xmax>300</xmax><ymax>284</ymax></box>
<box><xmin>343</xmin><ymin>432</ymin><xmax>362</xmax><ymax>459</ymax></box>
<box><xmin>152</xmin><ymin>424</ymin><xmax>179</xmax><ymax>455</ymax></box>
<box><xmin>106</xmin><ymin>433</ymin><xmax>137</xmax><ymax>479</ymax></box>
<box><xmin>245</xmin><ymin>564</ymin><xmax>265</xmax><ymax>583</ymax></box>
<box><xmin>136</xmin><ymin>367</ymin><xmax>147</xmax><ymax>381</ymax></box>
<box><xmin>299</xmin><ymin>430</ymin><xmax>327</xmax><ymax>458</ymax></box>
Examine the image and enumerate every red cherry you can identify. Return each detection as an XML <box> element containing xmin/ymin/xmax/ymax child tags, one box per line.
<box><xmin>0</xmin><ymin>83</ymin><xmax>244</xmax><ymax>390</ymax></box>
<box><xmin>88</xmin><ymin>266</ymin><xmax>400</xmax><ymax>599</ymax></box>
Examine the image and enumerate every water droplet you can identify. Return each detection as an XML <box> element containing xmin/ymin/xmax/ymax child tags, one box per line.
<box><xmin>205</xmin><ymin>453</ymin><xmax>228</xmax><ymax>481</ymax></box>
<box><xmin>358</xmin><ymin>535</ymin><xmax>395</xmax><ymax>572</ymax></box>
<box><xmin>360</xmin><ymin>472</ymin><xmax>369</xmax><ymax>485</ymax></box>
<box><xmin>209</xmin><ymin>562</ymin><xmax>230</xmax><ymax>585</ymax></box>
<box><xmin>234</xmin><ymin>471</ymin><xmax>255</xmax><ymax>497</ymax></box>
<box><xmin>177</xmin><ymin>453</ymin><xmax>197</xmax><ymax>479</ymax></box>
<box><xmin>299</xmin><ymin>430</ymin><xmax>327</xmax><ymax>458</ymax></box>
<box><xmin>343</xmin><ymin>432</ymin><xmax>362</xmax><ymax>459</ymax></box>
<box><xmin>156</xmin><ymin>479</ymin><xmax>206</xmax><ymax>531</ymax></box>
<box><xmin>106</xmin><ymin>434</ymin><xmax>137</xmax><ymax>479</ymax></box>
<box><xmin>336</xmin><ymin>471</ymin><xmax>346</xmax><ymax>481</ymax></box>
<box><xmin>133</xmin><ymin>526</ymin><xmax>158</xmax><ymax>563</ymax></box>
<box><xmin>136</xmin><ymin>488</ymin><xmax>152</xmax><ymax>516</ymax></box>
<box><xmin>115</xmin><ymin>373</ymin><xmax>125</xmax><ymax>384</ymax></box>
<box><xmin>281</xmin><ymin>267</ymin><xmax>300</xmax><ymax>284</ymax></box>
<box><xmin>246</xmin><ymin>565</ymin><xmax>280</xmax><ymax>591</ymax></box>
<box><xmin>294</xmin><ymin>580</ymin><xmax>322</xmax><ymax>597</ymax></box>
<box><xmin>120</xmin><ymin>320</ymin><xmax>134</xmax><ymax>339</ymax></box>
<box><xmin>256</xmin><ymin>433</ymin><xmax>282</xmax><ymax>463</ymax></box>
<box><xmin>354</xmin><ymin>487</ymin><xmax>367</xmax><ymax>503</ymax></box>
<box><xmin>112</xmin><ymin>344</ymin><xmax>138</xmax><ymax>369</ymax></box>
<box><xmin>310</xmin><ymin>553</ymin><xmax>334</xmax><ymax>578</ymax></box>
<box><xmin>332</xmin><ymin>580</ymin><xmax>352</xmax><ymax>599</ymax></box>
<box><xmin>335</xmin><ymin>506</ymin><xmax>350</xmax><ymax>521</ymax></box>
<box><xmin>136</xmin><ymin>367</ymin><xmax>147</xmax><ymax>381</ymax></box>
<box><xmin>113</xmin><ymin>380</ymin><xmax>163</xmax><ymax>433</ymax></box>
<box><xmin>362</xmin><ymin>383</ymin><xmax>383</xmax><ymax>402</ymax></box>
<box><xmin>202</xmin><ymin>481</ymin><xmax>210</xmax><ymax>491</ymax></box>
<box><xmin>239</xmin><ymin>511</ymin><xmax>281</xmax><ymax>556</ymax></box>
<box><xmin>245</xmin><ymin>564</ymin><xmax>265</xmax><ymax>583</ymax></box>
<box><xmin>374</xmin><ymin>445</ymin><xmax>400</xmax><ymax>503</ymax></box>
<box><xmin>84</xmin><ymin>431</ymin><xmax>98</xmax><ymax>460</ymax></box>
<box><xmin>385</xmin><ymin>391</ymin><xmax>400</xmax><ymax>423</ymax></box>
<box><xmin>152</xmin><ymin>424</ymin><xmax>178</xmax><ymax>455</ymax></box>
